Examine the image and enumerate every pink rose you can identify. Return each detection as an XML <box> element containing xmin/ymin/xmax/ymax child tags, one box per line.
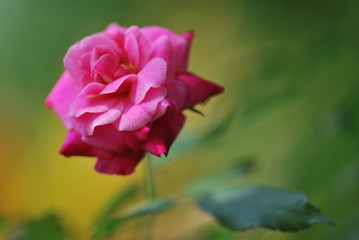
<box><xmin>46</xmin><ymin>24</ymin><xmax>224</xmax><ymax>175</ymax></box>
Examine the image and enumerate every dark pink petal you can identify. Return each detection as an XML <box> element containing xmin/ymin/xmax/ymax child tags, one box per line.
<box><xmin>69</xmin><ymin>82</ymin><xmax>115</xmax><ymax>118</ymax></box>
<box><xmin>143</xmin><ymin>113</ymin><xmax>186</xmax><ymax>157</ymax></box>
<box><xmin>150</xmin><ymin>36</ymin><xmax>175</xmax><ymax>80</ymax></box>
<box><xmin>60</xmin><ymin>130</ymin><xmax>112</xmax><ymax>158</ymax></box>
<box><xmin>130</xmin><ymin>58</ymin><xmax>167</xmax><ymax>104</ymax></box>
<box><xmin>45</xmin><ymin>72</ymin><xmax>81</xmax><ymax>129</ymax></box>
<box><xmin>83</xmin><ymin>124</ymin><xmax>149</xmax><ymax>152</ymax></box>
<box><xmin>64</xmin><ymin>34</ymin><xmax>120</xmax><ymax>85</ymax></box>
<box><xmin>95</xmin><ymin>150</ymin><xmax>145</xmax><ymax>175</ymax></box>
<box><xmin>177</xmin><ymin>73</ymin><xmax>224</xmax><ymax>108</ymax></box>
<box><xmin>117</xmin><ymin>87</ymin><xmax>167</xmax><ymax>131</ymax></box>
<box><xmin>164</xmin><ymin>80</ymin><xmax>187</xmax><ymax>112</ymax></box>
<box><xmin>82</xmin><ymin>125</ymin><xmax>128</xmax><ymax>152</ymax></box>
<box><xmin>124</xmin><ymin>26</ymin><xmax>151</xmax><ymax>70</ymax></box>
<box><xmin>100</xmin><ymin>74</ymin><xmax>136</xmax><ymax>95</ymax></box>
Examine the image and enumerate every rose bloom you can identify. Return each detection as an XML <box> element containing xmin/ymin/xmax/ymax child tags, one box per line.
<box><xmin>46</xmin><ymin>24</ymin><xmax>224</xmax><ymax>175</ymax></box>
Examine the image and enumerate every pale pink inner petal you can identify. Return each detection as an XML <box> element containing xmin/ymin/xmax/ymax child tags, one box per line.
<box><xmin>93</xmin><ymin>53</ymin><xmax>119</xmax><ymax>83</ymax></box>
<box><xmin>100</xmin><ymin>75</ymin><xmax>136</xmax><ymax>95</ymax></box>
<box><xmin>141</xmin><ymin>26</ymin><xmax>190</xmax><ymax>73</ymax></box>
<box><xmin>141</xmin><ymin>26</ymin><xmax>177</xmax><ymax>42</ymax></box>
<box><xmin>117</xmin><ymin>87</ymin><xmax>167</xmax><ymax>131</ymax></box>
<box><xmin>129</xmin><ymin>58</ymin><xmax>167</xmax><ymax>104</ymax></box>
<box><xmin>69</xmin><ymin>82</ymin><xmax>116</xmax><ymax>118</ymax></box>
<box><xmin>150</xmin><ymin>35</ymin><xmax>175</xmax><ymax>80</ymax></box>
<box><xmin>152</xmin><ymin>99</ymin><xmax>171</xmax><ymax>120</ymax></box>
<box><xmin>104</xmin><ymin>23</ymin><xmax>127</xmax><ymax>48</ymax></box>
<box><xmin>124</xmin><ymin>34</ymin><xmax>140</xmax><ymax>68</ymax></box>
<box><xmin>125</xmin><ymin>26</ymin><xmax>151</xmax><ymax>70</ymax></box>
<box><xmin>89</xmin><ymin>101</ymin><xmax>124</xmax><ymax>133</ymax></box>
<box><xmin>70</xmin><ymin>113</ymin><xmax>98</xmax><ymax>136</ymax></box>
<box><xmin>64</xmin><ymin>33</ymin><xmax>120</xmax><ymax>85</ymax></box>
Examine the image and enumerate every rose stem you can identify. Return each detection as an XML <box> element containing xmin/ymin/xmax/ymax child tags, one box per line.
<box><xmin>139</xmin><ymin>156</ymin><xmax>157</xmax><ymax>240</ymax></box>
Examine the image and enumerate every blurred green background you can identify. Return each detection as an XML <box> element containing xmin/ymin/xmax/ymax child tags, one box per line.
<box><xmin>1</xmin><ymin>0</ymin><xmax>358</xmax><ymax>239</ymax></box>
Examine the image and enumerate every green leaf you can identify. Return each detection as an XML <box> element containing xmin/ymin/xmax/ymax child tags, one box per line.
<box><xmin>15</xmin><ymin>214</ymin><xmax>66</xmax><ymax>240</ymax></box>
<box><xmin>197</xmin><ymin>186</ymin><xmax>335</xmax><ymax>232</ymax></box>
<box><xmin>185</xmin><ymin>157</ymin><xmax>255</xmax><ymax>198</ymax></box>
<box><xmin>94</xmin><ymin>185</ymin><xmax>137</xmax><ymax>224</ymax></box>
<box><xmin>92</xmin><ymin>198</ymin><xmax>175</xmax><ymax>238</ymax></box>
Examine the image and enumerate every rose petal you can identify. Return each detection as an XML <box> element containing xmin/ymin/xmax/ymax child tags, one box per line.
<box><xmin>104</xmin><ymin>23</ymin><xmax>127</xmax><ymax>48</ymax></box>
<box><xmin>82</xmin><ymin>124</ymin><xmax>149</xmax><ymax>152</ymax></box>
<box><xmin>177</xmin><ymin>30</ymin><xmax>194</xmax><ymax>72</ymax></box>
<box><xmin>89</xmin><ymin>101</ymin><xmax>124</xmax><ymax>132</ymax></box>
<box><xmin>95</xmin><ymin>150</ymin><xmax>145</xmax><ymax>175</ymax></box>
<box><xmin>93</xmin><ymin>53</ymin><xmax>119</xmax><ymax>83</ymax></box>
<box><xmin>150</xmin><ymin>36</ymin><xmax>175</xmax><ymax>80</ymax></box>
<box><xmin>60</xmin><ymin>130</ymin><xmax>112</xmax><ymax>158</ymax></box>
<box><xmin>141</xmin><ymin>26</ymin><xmax>177</xmax><ymax>42</ymax></box>
<box><xmin>164</xmin><ymin>80</ymin><xmax>187</xmax><ymax>112</ymax></box>
<box><xmin>45</xmin><ymin>71</ymin><xmax>81</xmax><ymax>129</ymax></box>
<box><xmin>100</xmin><ymin>74</ymin><xmax>136</xmax><ymax>95</ymax></box>
<box><xmin>142</xmin><ymin>26</ymin><xmax>190</xmax><ymax>73</ymax></box>
<box><xmin>64</xmin><ymin>34</ymin><xmax>120</xmax><ymax>85</ymax></box>
<box><xmin>143</xmin><ymin>113</ymin><xmax>186</xmax><ymax>157</ymax></box>
<box><xmin>124</xmin><ymin>26</ymin><xmax>151</xmax><ymax>70</ymax></box>
<box><xmin>177</xmin><ymin>73</ymin><xmax>224</xmax><ymax>108</ymax></box>
<box><xmin>130</xmin><ymin>58</ymin><xmax>167</xmax><ymax>104</ymax></box>
<box><xmin>152</xmin><ymin>99</ymin><xmax>171</xmax><ymax>120</ymax></box>
<box><xmin>69</xmin><ymin>82</ymin><xmax>116</xmax><ymax>118</ymax></box>
<box><xmin>118</xmin><ymin>87</ymin><xmax>167</xmax><ymax>131</ymax></box>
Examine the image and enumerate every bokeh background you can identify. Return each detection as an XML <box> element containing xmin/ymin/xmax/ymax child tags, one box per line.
<box><xmin>1</xmin><ymin>0</ymin><xmax>358</xmax><ymax>239</ymax></box>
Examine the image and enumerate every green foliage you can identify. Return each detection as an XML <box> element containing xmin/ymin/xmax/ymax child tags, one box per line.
<box><xmin>197</xmin><ymin>186</ymin><xmax>335</xmax><ymax>232</ymax></box>
<box><xmin>94</xmin><ymin>185</ymin><xmax>138</xmax><ymax>225</ymax></box>
<box><xmin>185</xmin><ymin>157</ymin><xmax>255</xmax><ymax>198</ymax></box>
<box><xmin>92</xmin><ymin>199</ymin><xmax>175</xmax><ymax>238</ymax></box>
<box><xmin>15</xmin><ymin>214</ymin><xmax>65</xmax><ymax>240</ymax></box>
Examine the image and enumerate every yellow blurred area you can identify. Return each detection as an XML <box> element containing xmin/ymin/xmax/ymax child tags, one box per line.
<box><xmin>0</xmin><ymin>114</ymin><xmax>138</xmax><ymax>238</ymax></box>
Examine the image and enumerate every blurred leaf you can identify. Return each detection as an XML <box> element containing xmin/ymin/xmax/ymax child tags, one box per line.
<box><xmin>94</xmin><ymin>185</ymin><xmax>137</xmax><ymax>224</ymax></box>
<box><xmin>185</xmin><ymin>157</ymin><xmax>255</xmax><ymax>198</ymax></box>
<box><xmin>322</xmin><ymin>84</ymin><xmax>359</xmax><ymax>135</ymax></box>
<box><xmin>197</xmin><ymin>186</ymin><xmax>335</xmax><ymax>232</ymax></box>
<box><xmin>92</xmin><ymin>198</ymin><xmax>175</xmax><ymax>238</ymax></box>
<box><xmin>197</xmin><ymin>224</ymin><xmax>237</xmax><ymax>240</ymax></box>
<box><xmin>201</xmin><ymin>110</ymin><xmax>237</xmax><ymax>141</ymax></box>
<box><xmin>15</xmin><ymin>214</ymin><xmax>65</xmax><ymax>240</ymax></box>
<box><xmin>239</xmin><ymin>88</ymin><xmax>295</xmax><ymax>124</ymax></box>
